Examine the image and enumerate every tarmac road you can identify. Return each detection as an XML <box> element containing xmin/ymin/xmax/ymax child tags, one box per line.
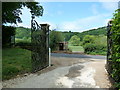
<box><xmin>51</xmin><ymin>53</ymin><xmax>106</xmax><ymax>60</ymax></box>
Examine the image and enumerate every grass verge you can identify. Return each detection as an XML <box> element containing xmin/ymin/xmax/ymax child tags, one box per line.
<box><xmin>68</xmin><ymin>45</ymin><xmax>84</xmax><ymax>52</ymax></box>
<box><xmin>2</xmin><ymin>47</ymin><xmax>32</xmax><ymax>80</ymax></box>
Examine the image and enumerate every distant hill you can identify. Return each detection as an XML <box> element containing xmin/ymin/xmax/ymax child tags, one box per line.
<box><xmin>62</xmin><ymin>26</ymin><xmax>107</xmax><ymax>41</ymax></box>
<box><xmin>15</xmin><ymin>26</ymin><xmax>107</xmax><ymax>41</ymax></box>
<box><xmin>15</xmin><ymin>27</ymin><xmax>31</xmax><ymax>39</ymax></box>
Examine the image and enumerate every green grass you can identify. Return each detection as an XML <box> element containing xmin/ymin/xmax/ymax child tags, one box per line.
<box><xmin>2</xmin><ymin>47</ymin><xmax>32</xmax><ymax>80</ymax></box>
<box><xmin>68</xmin><ymin>45</ymin><xmax>84</xmax><ymax>52</ymax></box>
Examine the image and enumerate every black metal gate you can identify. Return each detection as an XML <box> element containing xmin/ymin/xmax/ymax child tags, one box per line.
<box><xmin>31</xmin><ymin>15</ymin><xmax>50</xmax><ymax>72</ymax></box>
<box><xmin>107</xmin><ymin>20</ymin><xmax>113</xmax><ymax>74</ymax></box>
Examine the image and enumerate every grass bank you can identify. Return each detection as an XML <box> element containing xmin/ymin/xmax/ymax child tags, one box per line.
<box><xmin>68</xmin><ymin>45</ymin><xmax>106</xmax><ymax>55</ymax></box>
<box><xmin>2</xmin><ymin>47</ymin><xmax>32</xmax><ymax>80</ymax></box>
<box><xmin>68</xmin><ymin>45</ymin><xmax>84</xmax><ymax>52</ymax></box>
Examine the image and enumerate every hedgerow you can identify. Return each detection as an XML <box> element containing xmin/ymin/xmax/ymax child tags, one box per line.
<box><xmin>109</xmin><ymin>9</ymin><xmax>120</xmax><ymax>88</ymax></box>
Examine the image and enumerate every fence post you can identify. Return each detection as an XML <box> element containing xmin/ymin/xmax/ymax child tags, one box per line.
<box><xmin>49</xmin><ymin>48</ymin><xmax>51</xmax><ymax>66</ymax></box>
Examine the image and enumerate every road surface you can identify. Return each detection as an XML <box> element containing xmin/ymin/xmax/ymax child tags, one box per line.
<box><xmin>51</xmin><ymin>53</ymin><xmax>106</xmax><ymax>60</ymax></box>
<box><xmin>3</xmin><ymin>53</ymin><xmax>111</xmax><ymax>88</ymax></box>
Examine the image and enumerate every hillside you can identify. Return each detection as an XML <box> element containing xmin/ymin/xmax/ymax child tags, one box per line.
<box><xmin>15</xmin><ymin>26</ymin><xmax>107</xmax><ymax>41</ymax></box>
<box><xmin>62</xmin><ymin>26</ymin><xmax>107</xmax><ymax>41</ymax></box>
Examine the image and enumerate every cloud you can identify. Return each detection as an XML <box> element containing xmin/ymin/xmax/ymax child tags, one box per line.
<box><xmin>101</xmin><ymin>2</ymin><xmax>118</xmax><ymax>11</ymax></box>
<box><xmin>59</xmin><ymin>13</ymin><xmax>111</xmax><ymax>32</ymax></box>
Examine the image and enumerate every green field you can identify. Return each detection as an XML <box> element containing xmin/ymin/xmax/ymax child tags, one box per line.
<box><xmin>68</xmin><ymin>45</ymin><xmax>84</xmax><ymax>52</ymax></box>
<box><xmin>2</xmin><ymin>48</ymin><xmax>32</xmax><ymax>80</ymax></box>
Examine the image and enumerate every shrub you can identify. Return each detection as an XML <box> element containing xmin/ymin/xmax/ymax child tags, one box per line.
<box><xmin>108</xmin><ymin>9</ymin><xmax>120</xmax><ymax>88</ymax></box>
<box><xmin>83</xmin><ymin>43</ymin><xmax>96</xmax><ymax>53</ymax></box>
<box><xmin>82</xmin><ymin>34</ymin><xmax>107</xmax><ymax>55</ymax></box>
<box><xmin>69</xmin><ymin>35</ymin><xmax>80</xmax><ymax>46</ymax></box>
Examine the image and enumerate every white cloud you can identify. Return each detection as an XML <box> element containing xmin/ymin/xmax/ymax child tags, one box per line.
<box><xmin>59</xmin><ymin>13</ymin><xmax>111</xmax><ymax>32</ymax></box>
<box><xmin>101</xmin><ymin>2</ymin><xmax>118</xmax><ymax>11</ymax></box>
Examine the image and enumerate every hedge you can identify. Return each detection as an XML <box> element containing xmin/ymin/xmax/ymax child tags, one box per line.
<box><xmin>108</xmin><ymin>9</ymin><xmax>120</xmax><ymax>88</ymax></box>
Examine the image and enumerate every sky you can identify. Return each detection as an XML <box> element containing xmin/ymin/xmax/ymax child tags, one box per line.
<box><xmin>17</xmin><ymin>1</ymin><xmax>119</xmax><ymax>32</ymax></box>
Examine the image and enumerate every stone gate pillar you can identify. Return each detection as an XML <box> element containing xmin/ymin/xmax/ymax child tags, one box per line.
<box><xmin>40</xmin><ymin>24</ymin><xmax>50</xmax><ymax>49</ymax></box>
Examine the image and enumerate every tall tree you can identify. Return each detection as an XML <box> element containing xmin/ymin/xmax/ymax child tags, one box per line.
<box><xmin>2</xmin><ymin>2</ymin><xmax>43</xmax><ymax>24</ymax></box>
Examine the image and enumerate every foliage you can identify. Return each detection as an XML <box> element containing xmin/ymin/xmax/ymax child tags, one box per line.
<box><xmin>108</xmin><ymin>9</ymin><xmax>120</xmax><ymax>88</ymax></box>
<box><xmin>2</xmin><ymin>2</ymin><xmax>43</xmax><ymax>24</ymax></box>
<box><xmin>15</xmin><ymin>27</ymin><xmax>31</xmax><ymax>43</ymax></box>
<box><xmin>2</xmin><ymin>2</ymin><xmax>43</xmax><ymax>47</ymax></box>
<box><xmin>2</xmin><ymin>48</ymin><xmax>32</xmax><ymax>80</ymax></box>
<box><xmin>82</xmin><ymin>35</ymin><xmax>95</xmax><ymax>45</ymax></box>
<box><xmin>2</xmin><ymin>25</ymin><xmax>16</xmax><ymax>46</ymax></box>
<box><xmin>63</xmin><ymin>31</ymin><xmax>79</xmax><ymax>41</ymax></box>
<box><xmin>82</xmin><ymin>35</ymin><xmax>107</xmax><ymax>55</ymax></box>
<box><xmin>50</xmin><ymin>30</ymin><xmax>64</xmax><ymax>51</ymax></box>
<box><xmin>77</xmin><ymin>27</ymin><xmax>107</xmax><ymax>40</ymax></box>
<box><xmin>83</xmin><ymin>43</ymin><xmax>96</xmax><ymax>53</ymax></box>
<box><xmin>69</xmin><ymin>35</ymin><xmax>80</xmax><ymax>46</ymax></box>
<box><xmin>62</xmin><ymin>26</ymin><xmax>106</xmax><ymax>41</ymax></box>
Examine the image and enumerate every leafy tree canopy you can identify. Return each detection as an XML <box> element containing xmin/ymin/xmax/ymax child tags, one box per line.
<box><xmin>82</xmin><ymin>35</ymin><xmax>95</xmax><ymax>45</ymax></box>
<box><xmin>69</xmin><ymin>35</ymin><xmax>80</xmax><ymax>46</ymax></box>
<box><xmin>2</xmin><ymin>2</ymin><xmax>43</xmax><ymax>24</ymax></box>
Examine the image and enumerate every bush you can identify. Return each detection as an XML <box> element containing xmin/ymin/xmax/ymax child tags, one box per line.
<box><xmin>84</xmin><ymin>43</ymin><xmax>96</xmax><ymax>53</ymax></box>
<box><xmin>69</xmin><ymin>35</ymin><xmax>80</xmax><ymax>46</ymax></box>
<box><xmin>108</xmin><ymin>9</ymin><xmax>120</xmax><ymax>88</ymax></box>
<box><xmin>82</xmin><ymin>34</ymin><xmax>107</xmax><ymax>55</ymax></box>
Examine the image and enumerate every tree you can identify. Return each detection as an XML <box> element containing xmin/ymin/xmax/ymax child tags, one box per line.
<box><xmin>2</xmin><ymin>2</ymin><xmax>43</xmax><ymax>24</ymax></box>
<box><xmin>2</xmin><ymin>2</ymin><xmax>43</xmax><ymax>46</ymax></box>
<box><xmin>69</xmin><ymin>35</ymin><xmax>80</xmax><ymax>46</ymax></box>
<box><xmin>50</xmin><ymin>31</ymin><xmax>64</xmax><ymax>50</ymax></box>
<box><xmin>82</xmin><ymin>35</ymin><xmax>95</xmax><ymax>45</ymax></box>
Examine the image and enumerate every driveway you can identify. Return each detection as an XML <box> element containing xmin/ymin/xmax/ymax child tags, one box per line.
<box><xmin>2</xmin><ymin>53</ymin><xmax>111</xmax><ymax>88</ymax></box>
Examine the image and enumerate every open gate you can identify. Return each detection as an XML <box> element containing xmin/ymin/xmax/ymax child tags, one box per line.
<box><xmin>107</xmin><ymin>20</ymin><xmax>113</xmax><ymax>74</ymax></box>
<box><xmin>31</xmin><ymin>15</ymin><xmax>50</xmax><ymax>72</ymax></box>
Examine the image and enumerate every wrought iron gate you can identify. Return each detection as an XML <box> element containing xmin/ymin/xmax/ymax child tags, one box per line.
<box><xmin>107</xmin><ymin>20</ymin><xmax>113</xmax><ymax>74</ymax></box>
<box><xmin>31</xmin><ymin>15</ymin><xmax>50</xmax><ymax>72</ymax></box>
